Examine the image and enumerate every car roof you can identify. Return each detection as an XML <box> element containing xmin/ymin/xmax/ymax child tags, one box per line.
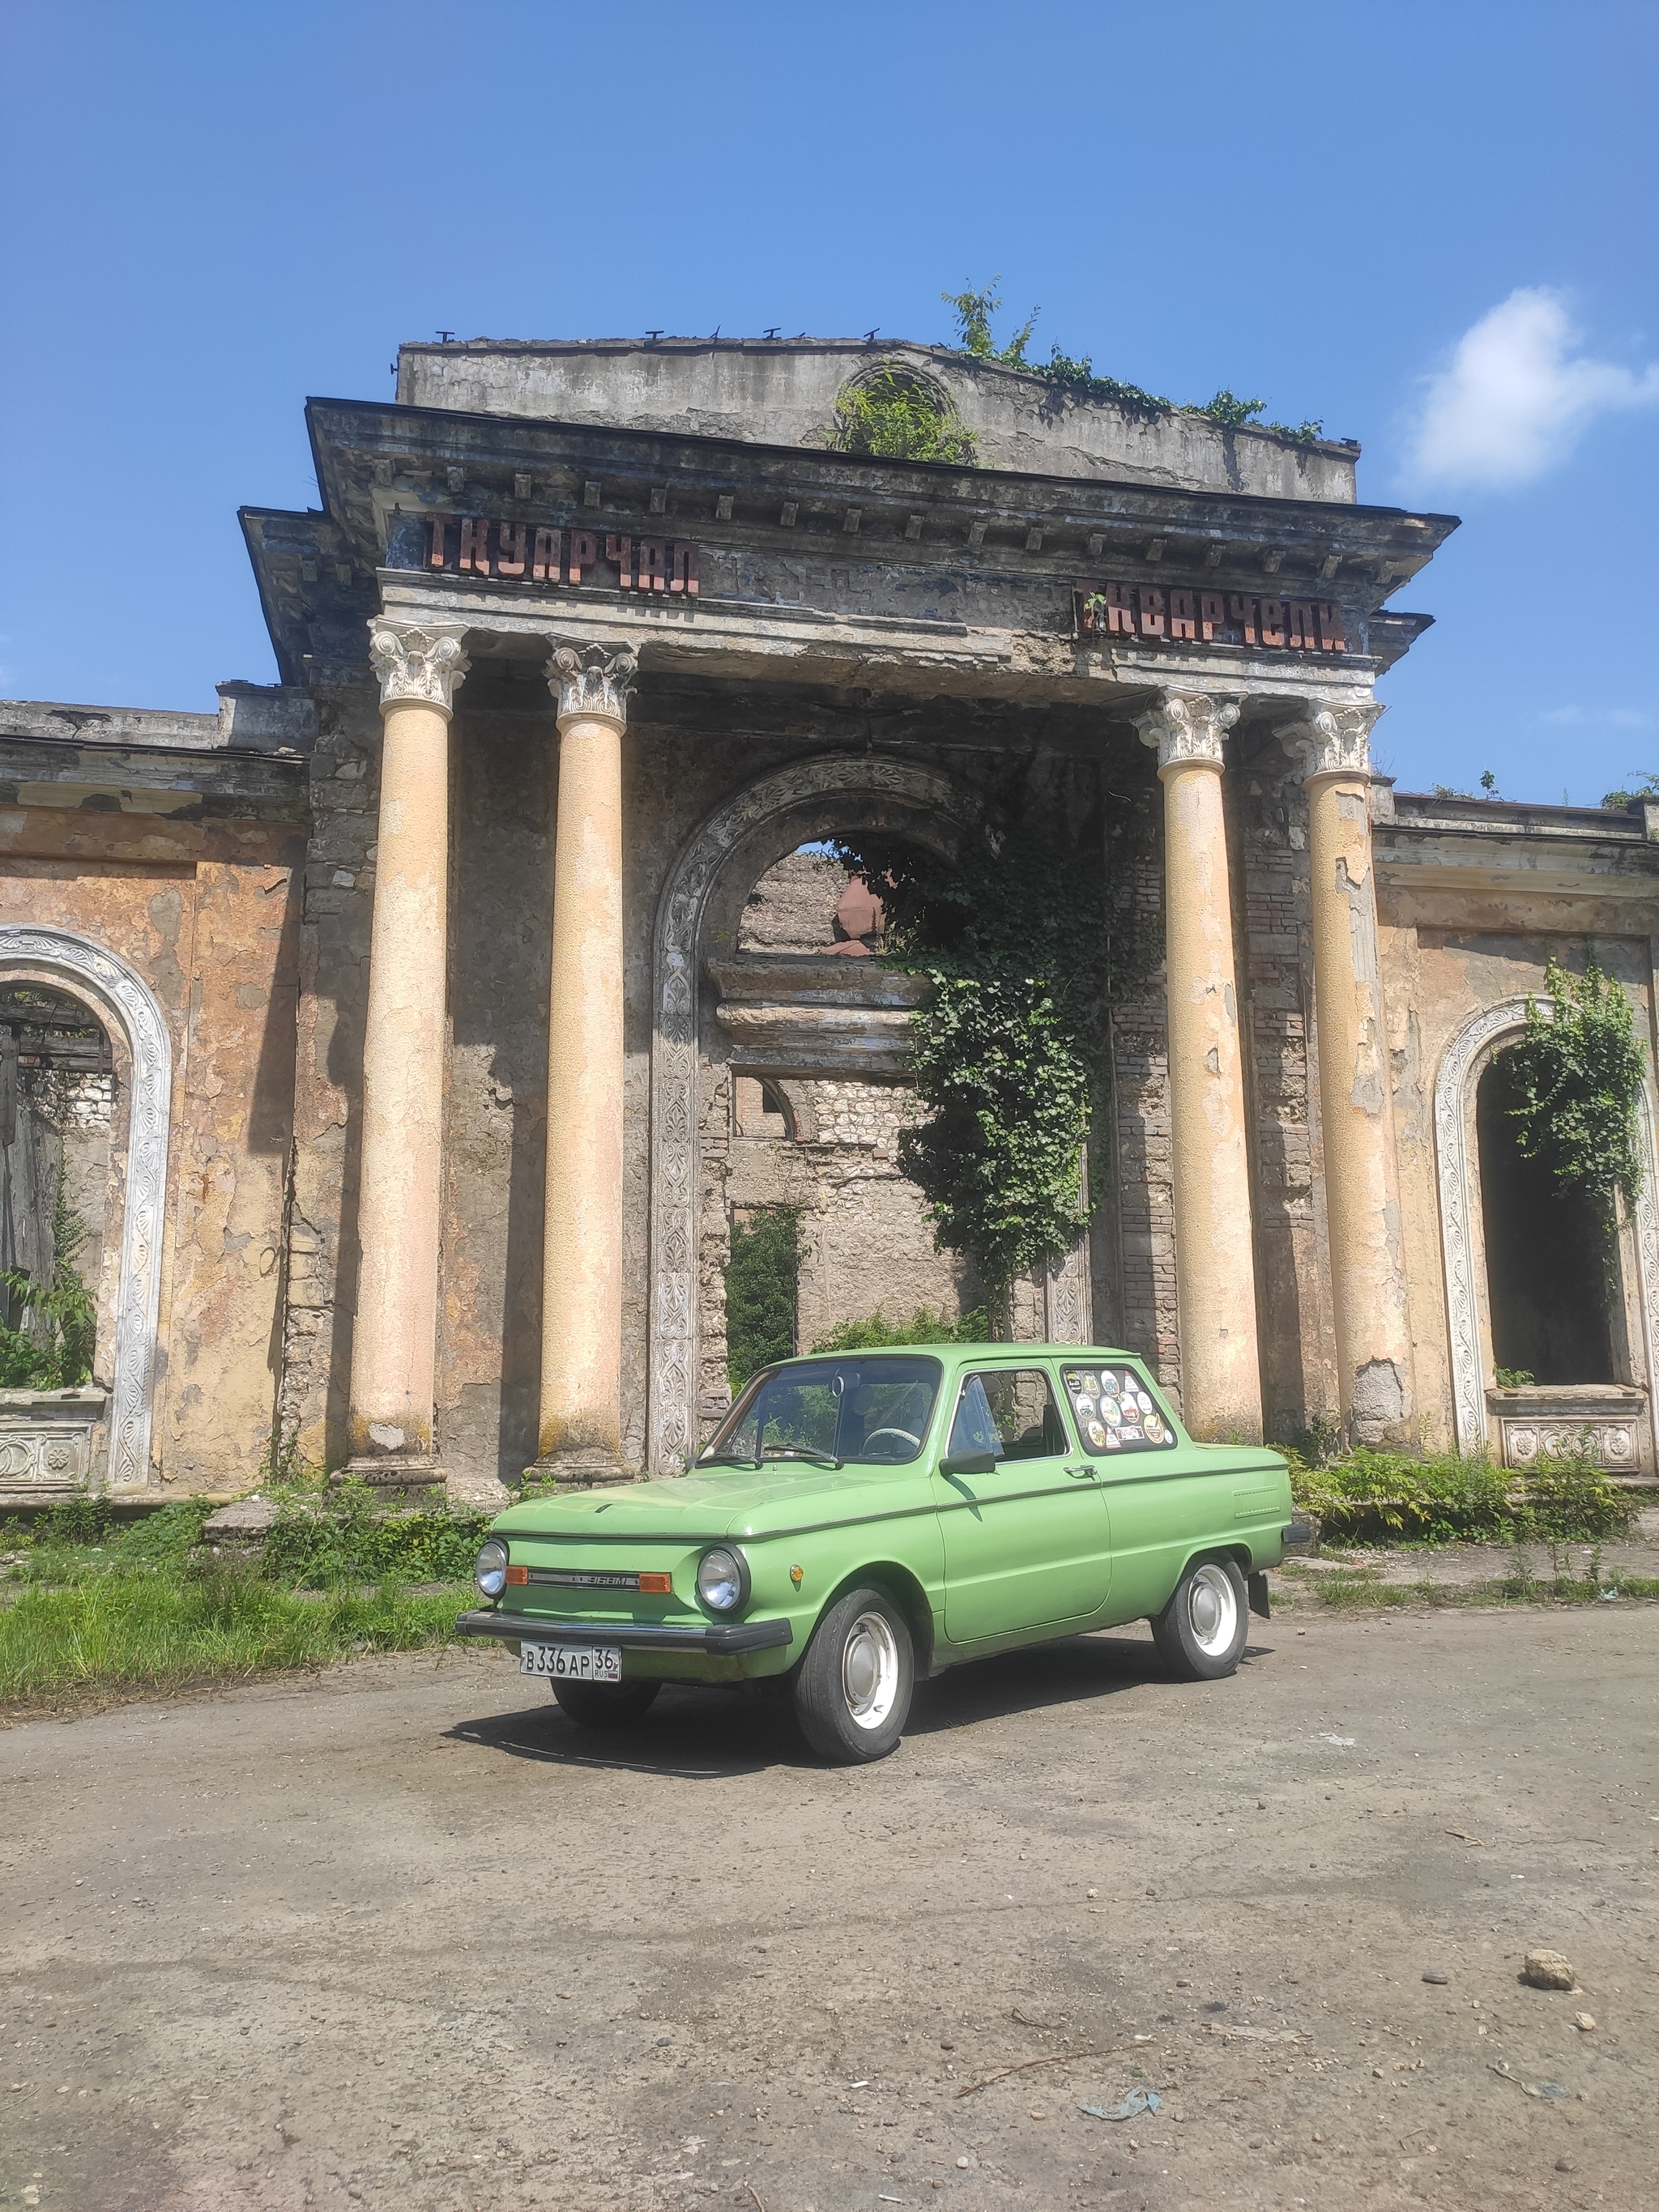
<box><xmin>769</xmin><ymin>1344</ymin><xmax>1140</xmax><ymax>1362</ymax></box>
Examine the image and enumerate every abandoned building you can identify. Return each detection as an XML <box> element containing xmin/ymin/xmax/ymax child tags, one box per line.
<box><xmin>4</xmin><ymin>332</ymin><xmax>1658</xmax><ymax>1510</ymax></box>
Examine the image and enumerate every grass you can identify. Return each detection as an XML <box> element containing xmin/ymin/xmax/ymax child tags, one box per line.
<box><xmin>0</xmin><ymin>1569</ymin><xmax>469</xmax><ymax>1704</ymax></box>
<box><xmin>0</xmin><ymin>1492</ymin><xmax>479</xmax><ymax>1707</ymax></box>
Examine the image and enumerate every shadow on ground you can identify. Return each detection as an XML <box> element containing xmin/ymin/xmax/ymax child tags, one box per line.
<box><xmin>444</xmin><ymin>1627</ymin><xmax>1272</xmax><ymax>1775</ymax></box>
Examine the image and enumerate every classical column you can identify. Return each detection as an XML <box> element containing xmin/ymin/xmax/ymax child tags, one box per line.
<box><xmin>531</xmin><ymin>641</ymin><xmax>638</xmax><ymax>1483</ymax></box>
<box><xmin>1282</xmin><ymin>701</ymin><xmax>1413</xmax><ymax>1445</ymax></box>
<box><xmin>1136</xmin><ymin>691</ymin><xmax>1264</xmax><ymax>1442</ymax></box>
<box><xmin>345</xmin><ymin>621</ymin><xmax>469</xmax><ymax>1485</ymax></box>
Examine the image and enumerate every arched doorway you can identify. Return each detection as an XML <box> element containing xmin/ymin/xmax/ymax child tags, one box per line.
<box><xmin>646</xmin><ymin>755</ymin><xmax>987</xmax><ymax>1474</ymax></box>
<box><xmin>721</xmin><ymin>842</ymin><xmax>987</xmax><ymax>1387</ymax></box>
<box><xmin>1475</xmin><ymin>1055</ymin><xmax>1614</xmax><ymax>1384</ymax></box>
<box><xmin>1434</xmin><ymin>992</ymin><xmax>1659</xmax><ymax>1457</ymax></box>
<box><xmin>0</xmin><ymin>926</ymin><xmax>172</xmax><ymax>1492</ymax></box>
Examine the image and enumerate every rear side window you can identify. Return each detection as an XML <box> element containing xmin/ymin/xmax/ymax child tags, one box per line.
<box><xmin>948</xmin><ymin>1370</ymin><xmax>1071</xmax><ymax>1463</ymax></box>
<box><xmin>1060</xmin><ymin>1362</ymin><xmax>1176</xmax><ymax>1454</ymax></box>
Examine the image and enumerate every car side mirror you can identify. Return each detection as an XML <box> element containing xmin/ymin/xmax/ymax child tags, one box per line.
<box><xmin>940</xmin><ymin>1450</ymin><xmax>997</xmax><ymax>1477</ymax></box>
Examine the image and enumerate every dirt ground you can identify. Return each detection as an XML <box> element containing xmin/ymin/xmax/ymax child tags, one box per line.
<box><xmin>2</xmin><ymin>1605</ymin><xmax>1655</xmax><ymax>2212</ymax></box>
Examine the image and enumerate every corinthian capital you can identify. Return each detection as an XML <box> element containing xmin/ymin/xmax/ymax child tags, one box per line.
<box><xmin>548</xmin><ymin>641</ymin><xmax>639</xmax><ymax>728</ymax></box>
<box><xmin>1134</xmin><ymin>690</ymin><xmax>1239</xmax><ymax>774</ymax></box>
<box><xmin>1278</xmin><ymin>700</ymin><xmax>1384</xmax><ymax>782</ymax></box>
<box><xmin>368</xmin><ymin>621</ymin><xmax>471</xmax><ymax>714</ymax></box>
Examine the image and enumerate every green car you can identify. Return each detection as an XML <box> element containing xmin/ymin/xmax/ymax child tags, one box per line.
<box><xmin>457</xmin><ymin>1345</ymin><xmax>1298</xmax><ymax>1763</ymax></box>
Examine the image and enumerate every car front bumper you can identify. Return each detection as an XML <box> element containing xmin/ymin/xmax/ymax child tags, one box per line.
<box><xmin>455</xmin><ymin>1609</ymin><xmax>794</xmax><ymax>1656</ymax></box>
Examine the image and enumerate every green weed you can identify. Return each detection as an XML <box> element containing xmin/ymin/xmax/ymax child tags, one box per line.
<box><xmin>1290</xmin><ymin>1446</ymin><xmax>1639</xmax><ymax>1545</ymax></box>
<box><xmin>0</xmin><ymin>1561</ymin><xmax>467</xmax><ymax>1703</ymax></box>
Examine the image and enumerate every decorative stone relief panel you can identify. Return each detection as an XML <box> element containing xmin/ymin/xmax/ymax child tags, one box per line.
<box><xmin>0</xmin><ymin>927</ymin><xmax>173</xmax><ymax>1490</ymax></box>
<box><xmin>1434</xmin><ymin>995</ymin><xmax>1659</xmax><ymax>1461</ymax></box>
<box><xmin>0</xmin><ymin>1387</ymin><xmax>109</xmax><ymax>1500</ymax></box>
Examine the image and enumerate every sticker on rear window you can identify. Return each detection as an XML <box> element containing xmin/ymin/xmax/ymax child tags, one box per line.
<box><xmin>1061</xmin><ymin>1366</ymin><xmax>1177</xmax><ymax>1454</ymax></box>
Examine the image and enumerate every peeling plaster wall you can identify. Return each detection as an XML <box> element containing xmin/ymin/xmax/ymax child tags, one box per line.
<box><xmin>277</xmin><ymin>687</ymin><xmax>381</xmax><ymax>1473</ymax></box>
<box><xmin>0</xmin><ymin>832</ymin><xmax>301</xmax><ymax>1490</ymax></box>
<box><xmin>399</xmin><ymin>339</ymin><xmax>1361</xmax><ymax>503</ymax></box>
<box><xmin>1230</xmin><ymin>751</ymin><xmax>1340</xmax><ymax>1446</ymax></box>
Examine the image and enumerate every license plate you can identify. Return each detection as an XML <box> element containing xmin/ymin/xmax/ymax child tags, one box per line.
<box><xmin>519</xmin><ymin>1642</ymin><xmax>622</xmax><ymax>1682</ymax></box>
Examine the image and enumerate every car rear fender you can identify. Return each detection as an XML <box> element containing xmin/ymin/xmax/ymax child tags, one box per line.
<box><xmin>1168</xmin><ymin>1542</ymin><xmax>1256</xmax><ymax>1597</ymax></box>
<box><xmin>821</xmin><ymin>1562</ymin><xmax>936</xmax><ymax>1678</ymax></box>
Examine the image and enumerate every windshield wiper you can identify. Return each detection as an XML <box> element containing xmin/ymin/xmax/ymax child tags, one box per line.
<box><xmin>761</xmin><ymin>1446</ymin><xmax>844</xmax><ymax>1469</ymax></box>
<box><xmin>696</xmin><ymin>1451</ymin><xmax>761</xmax><ymax>1469</ymax></box>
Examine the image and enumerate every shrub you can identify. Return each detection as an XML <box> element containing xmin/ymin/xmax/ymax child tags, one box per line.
<box><xmin>1290</xmin><ymin>1446</ymin><xmax>1639</xmax><ymax>1545</ymax></box>
<box><xmin>261</xmin><ymin>1480</ymin><xmax>492</xmax><ymax>1588</ymax></box>
<box><xmin>834</xmin><ymin>365</ymin><xmax>976</xmax><ymax>463</ymax></box>
<box><xmin>811</xmin><ymin>1304</ymin><xmax>989</xmax><ymax>1353</ymax></box>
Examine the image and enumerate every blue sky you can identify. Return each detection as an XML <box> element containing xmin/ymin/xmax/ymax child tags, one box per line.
<box><xmin>2</xmin><ymin>0</ymin><xmax>1656</xmax><ymax>803</ymax></box>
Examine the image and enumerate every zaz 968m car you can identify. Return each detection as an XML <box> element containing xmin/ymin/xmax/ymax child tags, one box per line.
<box><xmin>458</xmin><ymin>1345</ymin><xmax>1299</xmax><ymax>1762</ymax></box>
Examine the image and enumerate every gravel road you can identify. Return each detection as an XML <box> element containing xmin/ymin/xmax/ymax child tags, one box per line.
<box><xmin>2</xmin><ymin>1606</ymin><xmax>1655</xmax><ymax>2212</ymax></box>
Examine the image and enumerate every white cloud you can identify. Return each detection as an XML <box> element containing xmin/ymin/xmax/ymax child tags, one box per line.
<box><xmin>1542</xmin><ymin>705</ymin><xmax>1656</xmax><ymax>731</ymax></box>
<box><xmin>1402</xmin><ymin>288</ymin><xmax>1659</xmax><ymax>489</ymax></box>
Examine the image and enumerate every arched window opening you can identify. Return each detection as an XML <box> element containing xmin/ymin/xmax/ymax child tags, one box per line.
<box><xmin>831</xmin><ymin>364</ymin><xmax>975</xmax><ymax>464</ymax></box>
<box><xmin>0</xmin><ymin>983</ymin><xmax>113</xmax><ymax>1390</ymax></box>
<box><xmin>1476</xmin><ymin>1055</ymin><xmax>1614</xmax><ymax>1385</ymax></box>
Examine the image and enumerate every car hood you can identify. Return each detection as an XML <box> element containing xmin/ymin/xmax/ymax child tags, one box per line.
<box><xmin>492</xmin><ymin>1462</ymin><xmax>917</xmax><ymax>1542</ymax></box>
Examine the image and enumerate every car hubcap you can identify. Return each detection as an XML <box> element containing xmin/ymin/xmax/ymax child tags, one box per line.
<box><xmin>842</xmin><ymin>1610</ymin><xmax>900</xmax><ymax>1731</ymax></box>
<box><xmin>1187</xmin><ymin>1565</ymin><xmax>1238</xmax><ymax>1657</ymax></box>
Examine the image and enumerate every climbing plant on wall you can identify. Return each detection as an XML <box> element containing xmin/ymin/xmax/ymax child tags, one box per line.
<box><xmin>834</xmin><ymin>786</ymin><xmax>1157</xmax><ymax>1304</ymax></box>
<box><xmin>939</xmin><ymin>278</ymin><xmax>1324</xmax><ymax>441</ymax></box>
<box><xmin>1494</xmin><ymin>955</ymin><xmax>1648</xmax><ymax>1230</ymax></box>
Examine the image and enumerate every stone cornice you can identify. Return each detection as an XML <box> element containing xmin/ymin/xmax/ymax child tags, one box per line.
<box><xmin>1134</xmin><ymin>690</ymin><xmax>1240</xmax><ymax>773</ymax></box>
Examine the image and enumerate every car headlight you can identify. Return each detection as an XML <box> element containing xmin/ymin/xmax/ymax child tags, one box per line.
<box><xmin>475</xmin><ymin>1538</ymin><xmax>509</xmax><ymax>1599</ymax></box>
<box><xmin>696</xmin><ymin>1545</ymin><xmax>748</xmax><ymax>1613</ymax></box>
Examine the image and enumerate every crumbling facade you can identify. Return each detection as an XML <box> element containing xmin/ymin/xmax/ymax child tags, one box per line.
<box><xmin>3</xmin><ymin>334</ymin><xmax>1657</xmax><ymax>1507</ymax></box>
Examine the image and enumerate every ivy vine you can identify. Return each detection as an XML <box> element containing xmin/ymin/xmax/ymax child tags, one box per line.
<box><xmin>1494</xmin><ymin>955</ymin><xmax>1647</xmax><ymax>1230</ymax></box>
<box><xmin>834</xmin><ymin>784</ymin><xmax>1157</xmax><ymax>1301</ymax></box>
<box><xmin>939</xmin><ymin>278</ymin><xmax>1324</xmax><ymax>442</ymax></box>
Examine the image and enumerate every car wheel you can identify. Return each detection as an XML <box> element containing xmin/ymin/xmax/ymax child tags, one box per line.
<box><xmin>794</xmin><ymin>1586</ymin><xmax>914</xmax><ymax>1763</ymax></box>
<box><xmin>1151</xmin><ymin>1556</ymin><xmax>1249</xmax><ymax>1681</ymax></box>
<box><xmin>550</xmin><ymin>1678</ymin><xmax>662</xmax><ymax>1728</ymax></box>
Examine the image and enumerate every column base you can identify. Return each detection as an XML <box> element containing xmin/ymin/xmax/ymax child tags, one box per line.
<box><xmin>522</xmin><ymin>1449</ymin><xmax>635</xmax><ymax>1490</ymax></box>
<box><xmin>336</xmin><ymin>1457</ymin><xmax>446</xmax><ymax>1508</ymax></box>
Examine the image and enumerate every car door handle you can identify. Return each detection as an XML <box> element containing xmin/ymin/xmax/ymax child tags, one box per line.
<box><xmin>1065</xmin><ymin>1464</ymin><xmax>1096</xmax><ymax>1480</ymax></box>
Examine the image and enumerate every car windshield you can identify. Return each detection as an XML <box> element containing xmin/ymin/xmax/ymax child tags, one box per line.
<box><xmin>700</xmin><ymin>1356</ymin><xmax>943</xmax><ymax>1468</ymax></box>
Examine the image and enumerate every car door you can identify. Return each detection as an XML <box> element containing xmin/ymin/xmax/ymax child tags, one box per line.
<box><xmin>932</xmin><ymin>1365</ymin><xmax>1111</xmax><ymax>1643</ymax></box>
<box><xmin>1053</xmin><ymin>1358</ymin><xmax>1207</xmax><ymax>1616</ymax></box>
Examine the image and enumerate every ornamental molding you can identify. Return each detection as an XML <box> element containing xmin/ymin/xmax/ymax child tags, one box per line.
<box><xmin>646</xmin><ymin>754</ymin><xmax>983</xmax><ymax>1475</ymax></box>
<box><xmin>0</xmin><ymin>927</ymin><xmax>173</xmax><ymax>1491</ymax></box>
<box><xmin>368</xmin><ymin>620</ymin><xmax>471</xmax><ymax>714</ymax></box>
<box><xmin>1433</xmin><ymin>993</ymin><xmax>1659</xmax><ymax>1455</ymax></box>
<box><xmin>1133</xmin><ymin>690</ymin><xmax>1239</xmax><ymax>773</ymax></box>
<box><xmin>1277</xmin><ymin>700</ymin><xmax>1384</xmax><ymax>782</ymax></box>
<box><xmin>548</xmin><ymin>641</ymin><xmax>639</xmax><ymax>727</ymax></box>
